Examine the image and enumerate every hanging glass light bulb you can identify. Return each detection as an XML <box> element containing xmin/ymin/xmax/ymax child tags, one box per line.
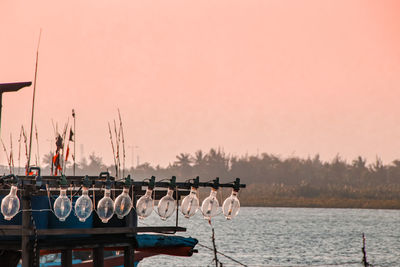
<box><xmin>74</xmin><ymin>186</ymin><xmax>93</xmax><ymax>222</ymax></box>
<box><xmin>157</xmin><ymin>188</ymin><xmax>176</xmax><ymax>220</ymax></box>
<box><xmin>1</xmin><ymin>185</ymin><xmax>20</xmax><ymax>221</ymax></box>
<box><xmin>201</xmin><ymin>178</ymin><xmax>220</xmax><ymax>220</ymax></box>
<box><xmin>222</xmin><ymin>189</ymin><xmax>240</xmax><ymax>220</ymax></box>
<box><xmin>114</xmin><ymin>187</ymin><xmax>132</xmax><ymax>219</ymax></box>
<box><xmin>201</xmin><ymin>188</ymin><xmax>219</xmax><ymax>219</ymax></box>
<box><xmin>136</xmin><ymin>176</ymin><xmax>155</xmax><ymax>219</ymax></box>
<box><xmin>97</xmin><ymin>188</ymin><xmax>114</xmax><ymax>223</ymax></box>
<box><xmin>54</xmin><ymin>188</ymin><xmax>72</xmax><ymax>221</ymax></box>
<box><xmin>136</xmin><ymin>187</ymin><xmax>154</xmax><ymax>219</ymax></box>
<box><xmin>181</xmin><ymin>186</ymin><xmax>199</xmax><ymax>218</ymax></box>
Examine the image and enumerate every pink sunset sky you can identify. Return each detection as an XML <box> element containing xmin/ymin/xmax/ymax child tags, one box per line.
<box><xmin>1</xmin><ymin>0</ymin><xmax>400</xmax><ymax>168</ymax></box>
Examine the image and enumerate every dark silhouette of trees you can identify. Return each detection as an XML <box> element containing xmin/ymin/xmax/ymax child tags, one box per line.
<box><xmin>14</xmin><ymin>148</ymin><xmax>400</xmax><ymax>208</ymax></box>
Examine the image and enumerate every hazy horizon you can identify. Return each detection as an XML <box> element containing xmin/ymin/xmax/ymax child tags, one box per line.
<box><xmin>1</xmin><ymin>0</ymin><xmax>400</xmax><ymax>167</ymax></box>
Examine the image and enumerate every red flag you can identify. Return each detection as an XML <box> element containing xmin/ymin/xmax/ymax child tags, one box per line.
<box><xmin>65</xmin><ymin>145</ymin><xmax>70</xmax><ymax>161</ymax></box>
<box><xmin>52</xmin><ymin>153</ymin><xmax>62</xmax><ymax>176</ymax></box>
<box><xmin>53</xmin><ymin>154</ymin><xmax>59</xmax><ymax>164</ymax></box>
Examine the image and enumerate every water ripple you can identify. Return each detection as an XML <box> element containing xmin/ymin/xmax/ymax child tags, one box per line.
<box><xmin>138</xmin><ymin>207</ymin><xmax>400</xmax><ymax>266</ymax></box>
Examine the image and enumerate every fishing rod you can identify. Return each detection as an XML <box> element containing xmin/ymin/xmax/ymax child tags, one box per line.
<box><xmin>114</xmin><ymin>120</ymin><xmax>121</xmax><ymax>179</ymax></box>
<box><xmin>50</xmin><ymin>119</ymin><xmax>58</xmax><ymax>176</ymax></box>
<box><xmin>118</xmin><ymin>109</ymin><xmax>126</xmax><ymax>178</ymax></box>
<box><xmin>0</xmin><ymin>138</ymin><xmax>11</xmax><ymax>173</ymax></box>
<box><xmin>22</xmin><ymin>126</ymin><xmax>29</xmax><ymax>174</ymax></box>
<box><xmin>108</xmin><ymin>122</ymin><xmax>118</xmax><ymax>178</ymax></box>
<box><xmin>18</xmin><ymin>126</ymin><xmax>23</xmax><ymax>175</ymax></box>
<box><xmin>27</xmin><ymin>29</ymin><xmax>42</xmax><ymax>170</ymax></box>
<box><xmin>10</xmin><ymin>133</ymin><xmax>14</xmax><ymax>173</ymax></box>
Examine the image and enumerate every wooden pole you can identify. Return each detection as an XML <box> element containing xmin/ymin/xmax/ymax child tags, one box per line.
<box><xmin>362</xmin><ymin>233</ymin><xmax>370</xmax><ymax>267</ymax></box>
<box><xmin>175</xmin><ymin>188</ymin><xmax>179</xmax><ymax>228</ymax></box>
<box><xmin>124</xmin><ymin>246</ymin><xmax>135</xmax><ymax>267</ymax></box>
<box><xmin>21</xmin><ymin>192</ymin><xmax>32</xmax><ymax>267</ymax></box>
<box><xmin>61</xmin><ymin>249</ymin><xmax>73</xmax><ymax>267</ymax></box>
<box><xmin>93</xmin><ymin>247</ymin><xmax>104</xmax><ymax>267</ymax></box>
<box><xmin>211</xmin><ymin>227</ymin><xmax>219</xmax><ymax>267</ymax></box>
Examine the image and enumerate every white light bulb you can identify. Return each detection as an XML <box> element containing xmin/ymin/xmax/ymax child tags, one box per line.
<box><xmin>114</xmin><ymin>188</ymin><xmax>132</xmax><ymax>219</ymax></box>
<box><xmin>97</xmin><ymin>189</ymin><xmax>114</xmax><ymax>223</ymax></box>
<box><xmin>74</xmin><ymin>187</ymin><xmax>93</xmax><ymax>222</ymax></box>
<box><xmin>201</xmin><ymin>188</ymin><xmax>219</xmax><ymax>219</ymax></box>
<box><xmin>136</xmin><ymin>188</ymin><xmax>154</xmax><ymax>219</ymax></box>
<box><xmin>222</xmin><ymin>190</ymin><xmax>240</xmax><ymax>220</ymax></box>
<box><xmin>1</xmin><ymin>185</ymin><xmax>20</xmax><ymax>220</ymax></box>
<box><xmin>181</xmin><ymin>187</ymin><xmax>199</xmax><ymax>218</ymax></box>
<box><xmin>54</xmin><ymin>188</ymin><xmax>72</xmax><ymax>221</ymax></box>
<box><xmin>157</xmin><ymin>188</ymin><xmax>176</xmax><ymax>220</ymax></box>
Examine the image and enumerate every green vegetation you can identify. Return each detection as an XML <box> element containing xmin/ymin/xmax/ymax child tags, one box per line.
<box><xmin>4</xmin><ymin>149</ymin><xmax>400</xmax><ymax>209</ymax></box>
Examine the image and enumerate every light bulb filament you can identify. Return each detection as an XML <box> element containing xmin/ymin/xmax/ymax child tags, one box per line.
<box><xmin>141</xmin><ymin>203</ymin><xmax>147</xmax><ymax>215</ymax></box>
<box><xmin>206</xmin><ymin>199</ymin><xmax>214</xmax><ymax>214</ymax></box>
<box><xmin>186</xmin><ymin>198</ymin><xmax>193</xmax><ymax>215</ymax></box>
<box><xmin>228</xmin><ymin>199</ymin><xmax>234</xmax><ymax>216</ymax></box>
<box><xmin>7</xmin><ymin>200</ymin><xmax>12</xmax><ymax>214</ymax></box>
<box><xmin>165</xmin><ymin>201</ymin><xmax>170</xmax><ymax>214</ymax></box>
<box><xmin>120</xmin><ymin>198</ymin><xmax>125</xmax><ymax>211</ymax></box>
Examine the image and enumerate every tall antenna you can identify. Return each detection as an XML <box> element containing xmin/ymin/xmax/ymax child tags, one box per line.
<box><xmin>27</xmin><ymin>29</ymin><xmax>42</xmax><ymax>170</ymax></box>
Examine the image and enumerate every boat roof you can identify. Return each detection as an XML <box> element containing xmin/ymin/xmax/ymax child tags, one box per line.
<box><xmin>0</xmin><ymin>82</ymin><xmax>32</xmax><ymax>93</ymax></box>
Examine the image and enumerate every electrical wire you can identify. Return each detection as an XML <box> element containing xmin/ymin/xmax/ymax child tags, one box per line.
<box><xmin>71</xmin><ymin>186</ymin><xmax>82</xmax><ymax>198</ymax></box>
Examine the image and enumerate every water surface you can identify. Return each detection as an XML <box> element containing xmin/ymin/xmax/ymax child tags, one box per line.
<box><xmin>138</xmin><ymin>207</ymin><xmax>400</xmax><ymax>266</ymax></box>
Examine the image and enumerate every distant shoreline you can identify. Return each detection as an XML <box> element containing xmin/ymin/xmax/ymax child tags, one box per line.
<box><xmin>240</xmin><ymin>197</ymin><xmax>400</xmax><ymax>210</ymax></box>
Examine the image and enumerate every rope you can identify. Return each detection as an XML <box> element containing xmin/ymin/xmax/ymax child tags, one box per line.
<box><xmin>194</xmin><ymin>250</ymin><xmax>361</xmax><ymax>267</ymax></box>
<box><xmin>197</xmin><ymin>243</ymin><xmax>248</xmax><ymax>267</ymax></box>
<box><xmin>71</xmin><ymin>186</ymin><xmax>82</xmax><ymax>198</ymax></box>
<box><xmin>204</xmin><ymin>220</ymin><xmax>248</xmax><ymax>267</ymax></box>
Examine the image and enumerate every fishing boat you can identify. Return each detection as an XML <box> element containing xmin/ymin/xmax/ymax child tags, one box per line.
<box><xmin>0</xmin><ymin>82</ymin><xmax>245</xmax><ymax>267</ymax></box>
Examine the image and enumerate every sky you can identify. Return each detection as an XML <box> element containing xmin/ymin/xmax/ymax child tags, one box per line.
<box><xmin>0</xmin><ymin>0</ymin><xmax>400</xmax><ymax>168</ymax></box>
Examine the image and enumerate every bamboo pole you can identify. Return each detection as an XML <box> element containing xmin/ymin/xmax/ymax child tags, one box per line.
<box><xmin>27</xmin><ymin>29</ymin><xmax>42</xmax><ymax>170</ymax></box>
<box><xmin>108</xmin><ymin>122</ymin><xmax>118</xmax><ymax>177</ymax></box>
<box><xmin>118</xmin><ymin>109</ymin><xmax>126</xmax><ymax>178</ymax></box>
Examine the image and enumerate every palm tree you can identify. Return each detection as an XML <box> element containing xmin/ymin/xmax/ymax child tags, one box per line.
<box><xmin>174</xmin><ymin>153</ymin><xmax>192</xmax><ymax>179</ymax></box>
<box><xmin>192</xmin><ymin>150</ymin><xmax>206</xmax><ymax>167</ymax></box>
<box><xmin>86</xmin><ymin>153</ymin><xmax>106</xmax><ymax>175</ymax></box>
<box><xmin>42</xmin><ymin>151</ymin><xmax>54</xmax><ymax>168</ymax></box>
<box><xmin>175</xmin><ymin>153</ymin><xmax>192</xmax><ymax>167</ymax></box>
<box><xmin>352</xmin><ymin>156</ymin><xmax>367</xmax><ymax>169</ymax></box>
